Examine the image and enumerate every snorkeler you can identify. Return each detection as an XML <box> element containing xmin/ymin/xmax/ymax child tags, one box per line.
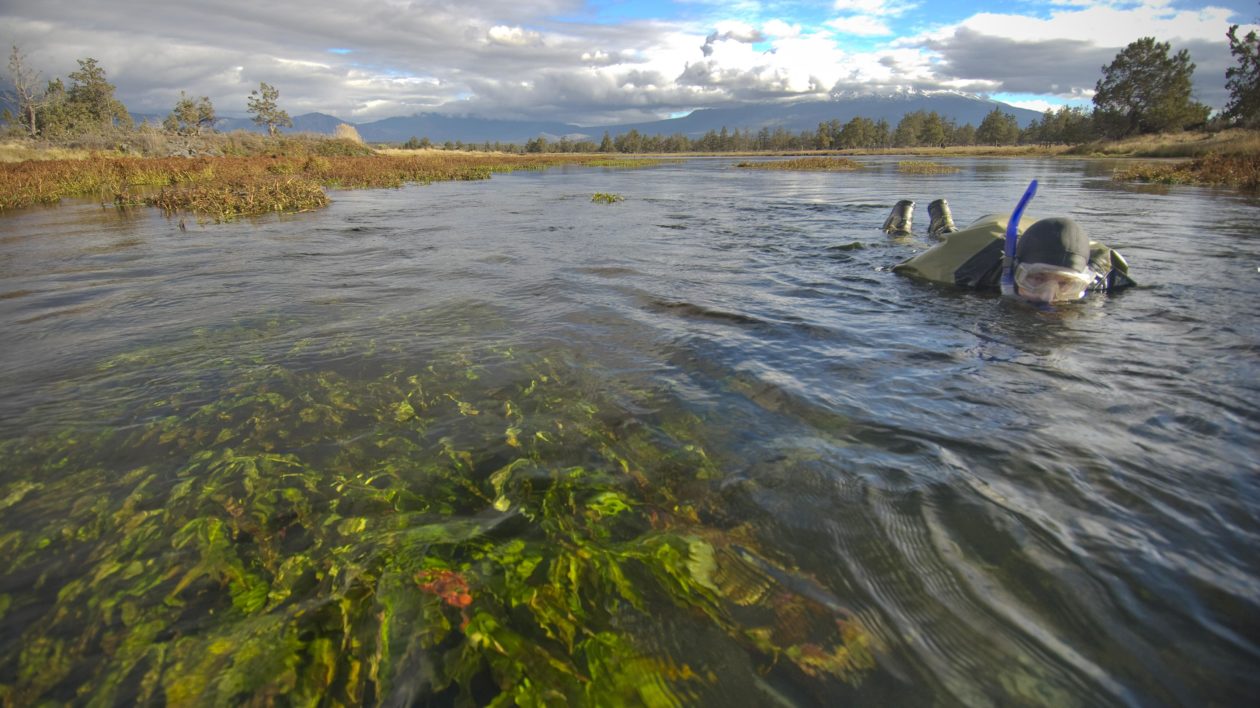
<box><xmin>885</xmin><ymin>185</ymin><xmax>1134</xmax><ymax>303</ymax></box>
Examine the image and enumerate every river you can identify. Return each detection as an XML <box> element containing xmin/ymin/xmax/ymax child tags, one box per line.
<box><xmin>1</xmin><ymin>157</ymin><xmax>1257</xmax><ymax>706</ymax></box>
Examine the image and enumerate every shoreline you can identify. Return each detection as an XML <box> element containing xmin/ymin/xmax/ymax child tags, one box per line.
<box><xmin>1</xmin><ymin>129</ymin><xmax>1256</xmax><ymax>218</ymax></box>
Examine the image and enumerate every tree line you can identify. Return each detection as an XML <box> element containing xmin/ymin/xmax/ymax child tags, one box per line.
<box><xmin>410</xmin><ymin>31</ymin><xmax>1260</xmax><ymax>154</ymax></box>
<box><xmin>5</xmin><ymin>25</ymin><xmax>1259</xmax><ymax>150</ymax></box>
<box><xmin>5</xmin><ymin>46</ymin><xmax>295</xmax><ymax>140</ymax></box>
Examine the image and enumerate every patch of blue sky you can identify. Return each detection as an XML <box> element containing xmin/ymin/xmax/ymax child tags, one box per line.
<box><xmin>556</xmin><ymin>0</ymin><xmax>684</xmax><ymax>24</ymax></box>
<box><xmin>991</xmin><ymin>92</ymin><xmax>1091</xmax><ymax>111</ymax></box>
<box><xmin>327</xmin><ymin>48</ymin><xmax>353</xmax><ymax>55</ymax></box>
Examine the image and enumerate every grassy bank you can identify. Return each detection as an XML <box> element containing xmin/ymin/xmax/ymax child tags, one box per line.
<box><xmin>1067</xmin><ymin>129</ymin><xmax>1260</xmax><ymax>158</ymax></box>
<box><xmin>0</xmin><ymin>152</ymin><xmax>655</xmax><ymax>220</ymax></box>
<box><xmin>0</xmin><ymin>129</ymin><xmax>376</xmax><ymax>162</ymax></box>
<box><xmin>1111</xmin><ymin>152</ymin><xmax>1260</xmax><ymax>190</ymax></box>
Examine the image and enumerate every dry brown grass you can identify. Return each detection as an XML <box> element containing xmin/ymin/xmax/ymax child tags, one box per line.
<box><xmin>0</xmin><ymin>140</ymin><xmax>98</xmax><ymax>162</ymax></box>
<box><xmin>1069</xmin><ymin>129</ymin><xmax>1260</xmax><ymax>158</ymax></box>
<box><xmin>897</xmin><ymin>160</ymin><xmax>961</xmax><ymax>174</ymax></box>
<box><xmin>0</xmin><ymin>152</ymin><xmax>651</xmax><ymax>218</ymax></box>
<box><xmin>736</xmin><ymin>157</ymin><xmax>864</xmax><ymax>171</ymax></box>
<box><xmin>333</xmin><ymin>124</ymin><xmax>365</xmax><ymax>144</ymax></box>
<box><xmin>1112</xmin><ymin>152</ymin><xmax>1260</xmax><ymax>190</ymax></box>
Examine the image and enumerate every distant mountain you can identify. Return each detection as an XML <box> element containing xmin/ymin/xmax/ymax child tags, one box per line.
<box><xmin>353</xmin><ymin>113</ymin><xmax>585</xmax><ymax>144</ymax></box>
<box><xmin>351</xmin><ymin>92</ymin><xmax>1043</xmax><ymax>144</ymax></box>
<box><xmin>590</xmin><ymin>92</ymin><xmax>1044</xmax><ymax>140</ymax></box>
<box><xmin>117</xmin><ymin>91</ymin><xmax>1044</xmax><ymax>145</ymax></box>
<box><xmin>211</xmin><ymin>112</ymin><xmax>349</xmax><ymax>134</ymax></box>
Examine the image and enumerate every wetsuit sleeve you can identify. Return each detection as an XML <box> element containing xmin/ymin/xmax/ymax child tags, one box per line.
<box><xmin>1087</xmin><ymin>244</ymin><xmax>1136</xmax><ymax>291</ymax></box>
<box><xmin>891</xmin><ymin>214</ymin><xmax>1009</xmax><ymax>289</ymax></box>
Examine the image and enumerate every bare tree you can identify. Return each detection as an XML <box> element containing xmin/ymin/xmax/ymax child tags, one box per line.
<box><xmin>7</xmin><ymin>45</ymin><xmax>45</xmax><ymax>138</ymax></box>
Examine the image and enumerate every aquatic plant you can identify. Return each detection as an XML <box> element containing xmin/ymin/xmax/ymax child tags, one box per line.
<box><xmin>897</xmin><ymin>161</ymin><xmax>960</xmax><ymax>174</ymax></box>
<box><xmin>736</xmin><ymin>157</ymin><xmax>864</xmax><ymax>171</ymax></box>
<box><xmin>0</xmin><ymin>328</ymin><xmax>876</xmax><ymax>704</ymax></box>
<box><xmin>0</xmin><ymin>153</ymin><xmax>660</xmax><ymax>217</ymax></box>
<box><xmin>143</xmin><ymin>177</ymin><xmax>331</xmax><ymax>219</ymax></box>
<box><xmin>585</xmin><ymin>158</ymin><xmax>672</xmax><ymax>169</ymax></box>
<box><xmin>591</xmin><ymin>192</ymin><xmax>625</xmax><ymax>204</ymax></box>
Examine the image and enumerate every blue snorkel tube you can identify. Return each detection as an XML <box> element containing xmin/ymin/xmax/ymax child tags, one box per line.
<box><xmin>1001</xmin><ymin>179</ymin><xmax>1038</xmax><ymax>297</ymax></box>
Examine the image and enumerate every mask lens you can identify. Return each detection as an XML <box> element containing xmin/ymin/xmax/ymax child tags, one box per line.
<box><xmin>1015</xmin><ymin>263</ymin><xmax>1092</xmax><ymax>302</ymax></box>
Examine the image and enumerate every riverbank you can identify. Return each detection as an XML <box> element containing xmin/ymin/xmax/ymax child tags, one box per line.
<box><xmin>0</xmin><ymin>152</ymin><xmax>662</xmax><ymax>219</ymax></box>
<box><xmin>3</xmin><ymin>129</ymin><xmax>1257</xmax><ymax>218</ymax></box>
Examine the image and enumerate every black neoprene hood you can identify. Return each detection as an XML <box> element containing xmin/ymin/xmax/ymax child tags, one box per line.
<box><xmin>1016</xmin><ymin>218</ymin><xmax>1090</xmax><ymax>271</ymax></box>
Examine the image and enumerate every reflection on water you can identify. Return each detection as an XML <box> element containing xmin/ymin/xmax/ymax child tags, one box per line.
<box><xmin>1</xmin><ymin>158</ymin><xmax>1258</xmax><ymax>705</ymax></box>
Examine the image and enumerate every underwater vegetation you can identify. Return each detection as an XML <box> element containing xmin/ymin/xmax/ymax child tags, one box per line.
<box><xmin>591</xmin><ymin>193</ymin><xmax>625</xmax><ymax>204</ymax></box>
<box><xmin>896</xmin><ymin>161</ymin><xmax>960</xmax><ymax>174</ymax></box>
<box><xmin>0</xmin><ymin>153</ymin><xmax>650</xmax><ymax>219</ymax></box>
<box><xmin>0</xmin><ymin>325</ymin><xmax>876</xmax><ymax>705</ymax></box>
<box><xmin>735</xmin><ymin>158</ymin><xmax>864</xmax><ymax>171</ymax></box>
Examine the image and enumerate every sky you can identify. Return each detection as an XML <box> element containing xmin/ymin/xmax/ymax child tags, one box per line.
<box><xmin>3</xmin><ymin>0</ymin><xmax>1257</xmax><ymax>126</ymax></box>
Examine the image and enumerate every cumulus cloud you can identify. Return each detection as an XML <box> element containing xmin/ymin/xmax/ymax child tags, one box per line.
<box><xmin>826</xmin><ymin>16</ymin><xmax>892</xmax><ymax>36</ymax></box>
<box><xmin>915</xmin><ymin>2</ymin><xmax>1249</xmax><ymax>107</ymax></box>
<box><xmin>0</xmin><ymin>0</ymin><xmax>1250</xmax><ymax>125</ymax></box>
<box><xmin>701</xmin><ymin>24</ymin><xmax>768</xmax><ymax>57</ymax></box>
<box><xmin>828</xmin><ymin>0</ymin><xmax>911</xmax><ymax>37</ymax></box>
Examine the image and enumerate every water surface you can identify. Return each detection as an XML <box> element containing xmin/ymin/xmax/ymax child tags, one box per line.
<box><xmin>2</xmin><ymin>157</ymin><xmax>1258</xmax><ymax>706</ymax></box>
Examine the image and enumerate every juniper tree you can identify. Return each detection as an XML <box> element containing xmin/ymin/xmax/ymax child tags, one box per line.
<box><xmin>1092</xmin><ymin>37</ymin><xmax>1210</xmax><ymax>137</ymax></box>
<box><xmin>247</xmin><ymin>82</ymin><xmax>292</xmax><ymax>136</ymax></box>
<box><xmin>1224</xmin><ymin>23</ymin><xmax>1260</xmax><ymax>128</ymax></box>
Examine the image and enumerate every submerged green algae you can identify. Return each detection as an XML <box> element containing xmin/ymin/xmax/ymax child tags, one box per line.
<box><xmin>0</xmin><ymin>325</ymin><xmax>875</xmax><ymax>706</ymax></box>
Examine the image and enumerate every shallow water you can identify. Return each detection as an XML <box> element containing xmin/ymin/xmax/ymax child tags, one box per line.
<box><xmin>1</xmin><ymin>157</ymin><xmax>1258</xmax><ymax>705</ymax></box>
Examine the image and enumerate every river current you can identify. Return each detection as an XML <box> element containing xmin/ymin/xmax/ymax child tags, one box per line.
<box><xmin>1</xmin><ymin>157</ymin><xmax>1257</xmax><ymax>705</ymax></box>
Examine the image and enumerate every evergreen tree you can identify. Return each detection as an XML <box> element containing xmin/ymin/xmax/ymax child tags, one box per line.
<box><xmin>1092</xmin><ymin>37</ymin><xmax>1210</xmax><ymax>136</ymax></box>
<box><xmin>165</xmin><ymin>91</ymin><xmax>215</xmax><ymax>135</ymax></box>
<box><xmin>247</xmin><ymin>82</ymin><xmax>292</xmax><ymax>136</ymax></box>
<box><xmin>1225</xmin><ymin>22</ymin><xmax>1260</xmax><ymax>128</ymax></box>
<box><xmin>952</xmin><ymin>123</ymin><xmax>976</xmax><ymax>146</ymax></box>
<box><xmin>893</xmin><ymin>111</ymin><xmax>925</xmax><ymax>147</ymax></box>
<box><xmin>66</xmin><ymin>58</ymin><xmax>132</xmax><ymax>130</ymax></box>
<box><xmin>975</xmin><ymin>108</ymin><xmax>1019</xmax><ymax>145</ymax></box>
<box><xmin>918</xmin><ymin>111</ymin><xmax>947</xmax><ymax>147</ymax></box>
<box><xmin>598</xmin><ymin>131</ymin><xmax>613</xmax><ymax>152</ymax></box>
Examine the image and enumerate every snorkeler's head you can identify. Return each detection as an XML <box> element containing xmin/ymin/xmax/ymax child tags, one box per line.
<box><xmin>1013</xmin><ymin>218</ymin><xmax>1093</xmax><ymax>303</ymax></box>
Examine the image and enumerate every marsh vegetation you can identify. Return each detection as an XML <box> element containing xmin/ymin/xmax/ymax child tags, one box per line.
<box><xmin>0</xmin><ymin>152</ymin><xmax>652</xmax><ymax>219</ymax></box>
<box><xmin>896</xmin><ymin>161</ymin><xmax>961</xmax><ymax>174</ymax></box>
<box><xmin>735</xmin><ymin>157</ymin><xmax>863</xmax><ymax>171</ymax></box>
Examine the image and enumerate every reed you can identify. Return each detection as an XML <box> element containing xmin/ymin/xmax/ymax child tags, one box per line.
<box><xmin>1112</xmin><ymin>152</ymin><xmax>1260</xmax><ymax>190</ymax></box>
<box><xmin>1070</xmin><ymin>129</ymin><xmax>1260</xmax><ymax>158</ymax></box>
<box><xmin>585</xmin><ymin>158</ymin><xmax>671</xmax><ymax>168</ymax></box>
<box><xmin>736</xmin><ymin>157</ymin><xmax>863</xmax><ymax>171</ymax></box>
<box><xmin>897</xmin><ymin>160</ymin><xmax>960</xmax><ymax>174</ymax></box>
<box><xmin>0</xmin><ymin>153</ymin><xmax>655</xmax><ymax>218</ymax></box>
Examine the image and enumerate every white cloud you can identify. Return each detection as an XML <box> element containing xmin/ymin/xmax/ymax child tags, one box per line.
<box><xmin>0</xmin><ymin>0</ymin><xmax>1249</xmax><ymax>124</ymax></box>
<box><xmin>486</xmin><ymin>25</ymin><xmax>543</xmax><ymax>46</ymax></box>
<box><xmin>1002</xmin><ymin>97</ymin><xmax>1066</xmax><ymax>113</ymax></box>
<box><xmin>832</xmin><ymin>0</ymin><xmax>907</xmax><ymax>13</ymax></box>
<box><xmin>827</xmin><ymin>16</ymin><xmax>893</xmax><ymax>36</ymax></box>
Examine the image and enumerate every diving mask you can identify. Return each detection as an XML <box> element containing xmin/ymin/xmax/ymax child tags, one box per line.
<box><xmin>1014</xmin><ymin>262</ymin><xmax>1093</xmax><ymax>303</ymax></box>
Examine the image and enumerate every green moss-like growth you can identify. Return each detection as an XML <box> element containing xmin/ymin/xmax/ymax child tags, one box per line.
<box><xmin>591</xmin><ymin>192</ymin><xmax>625</xmax><ymax>204</ymax></box>
<box><xmin>0</xmin><ymin>329</ymin><xmax>876</xmax><ymax>705</ymax></box>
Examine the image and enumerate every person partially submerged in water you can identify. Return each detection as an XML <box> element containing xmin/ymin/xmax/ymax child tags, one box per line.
<box><xmin>883</xmin><ymin>192</ymin><xmax>1135</xmax><ymax>304</ymax></box>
